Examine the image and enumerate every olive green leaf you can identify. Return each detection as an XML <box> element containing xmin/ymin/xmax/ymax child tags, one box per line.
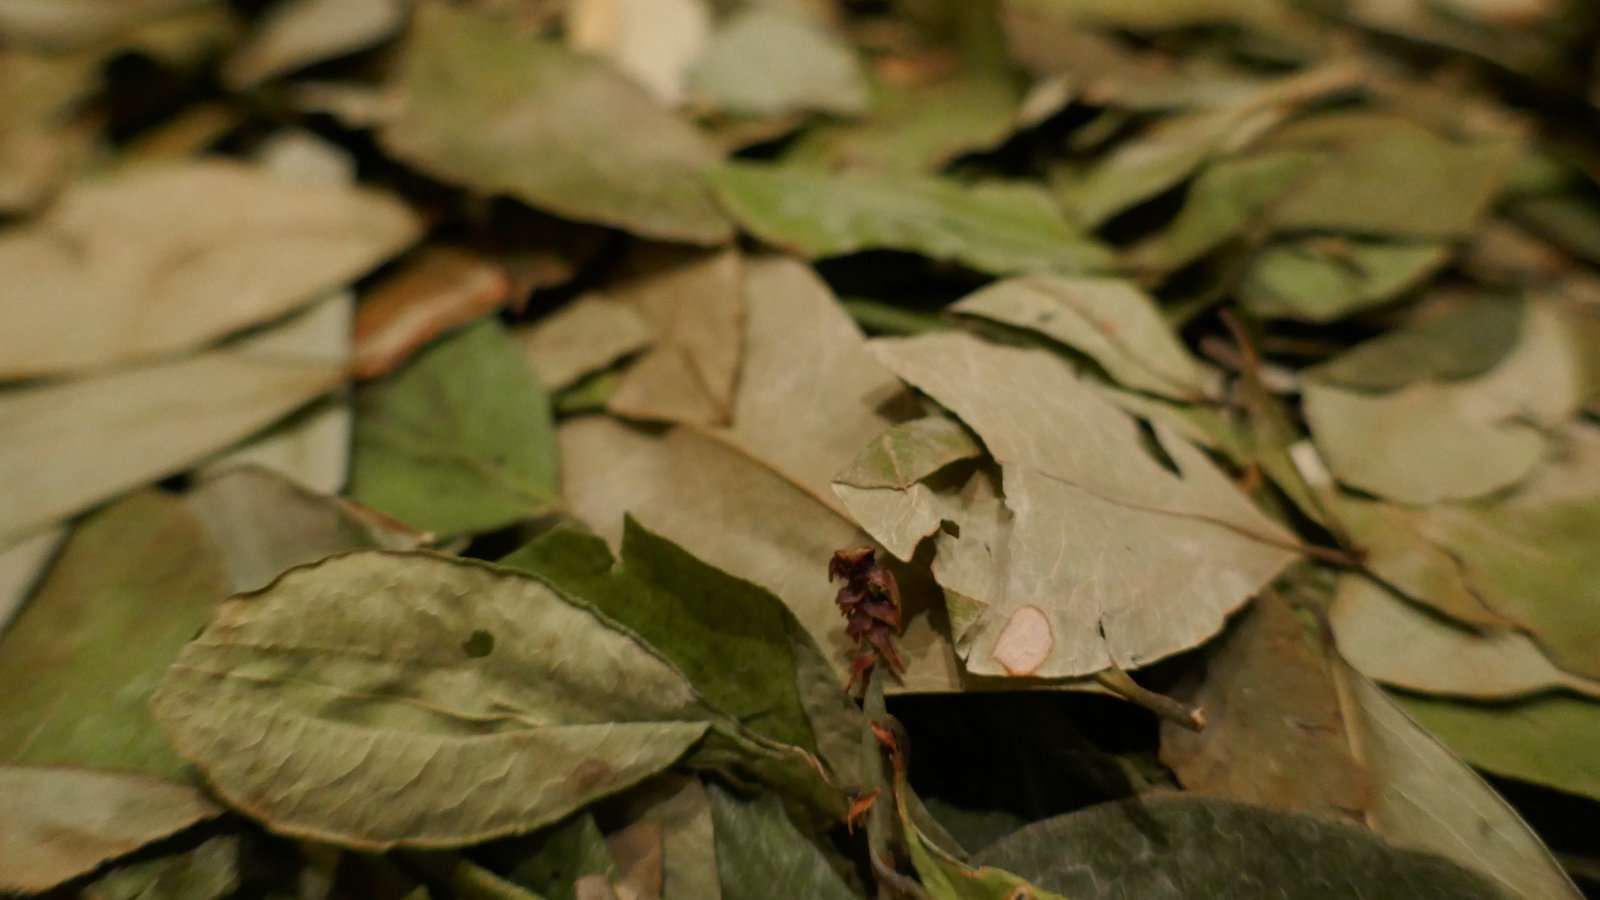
<box><xmin>1239</xmin><ymin>238</ymin><xmax>1450</xmax><ymax>322</ymax></box>
<box><xmin>973</xmin><ymin>795</ymin><xmax>1513</xmax><ymax>899</ymax></box>
<box><xmin>0</xmin><ymin>491</ymin><xmax>226</xmax><ymax>778</ymax></box>
<box><xmin>708</xmin><ymin>162</ymin><xmax>1112</xmax><ymax>275</ymax></box>
<box><xmin>498</xmin><ymin>811</ymin><xmax>615</xmax><ymax>900</ymax></box>
<box><xmin>151</xmin><ymin>552</ymin><xmax>713</xmax><ymax>849</ymax></box>
<box><xmin>0</xmin><ymin>767</ymin><xmax>221</xmax><ymax>894</ymax></box>
<box><xmin>1394</xmin><ymin>691</ymin><xmax>1600</xmax><ymax>803</ymax></box>
<box><xmin>350</xmin><ymin>319</ymin><xmax>559</xmax><ymax>537</ymax></box>
<box><xmin>707</xmin><ymin>786</ymin><xmax>857</xmax><ymax>900</ymax></box>
<box><xmin>83</xmin><ymin>835</ymin><xmax>240</xmax><ymax>900</ymax></box>
<box><xmin>380</xmin><ymin>1</ymin><xmax>731</xmax><ymax>244</ymax></box>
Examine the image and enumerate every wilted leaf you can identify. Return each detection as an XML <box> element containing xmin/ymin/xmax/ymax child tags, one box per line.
<box><xmin>0</xmin><ymin>767</ymin><xmax>221</xmax><ymax>894</ymax></box>
<box><xmin>567</xmin><ymin>0</ymin><xmax>709</xmax><ymax>106</ymax></box>
<box><xmin>0</xmin><ymin>492</ymin><xmax>223</xmax><ymax>776</ymax></box>
<box><xmin>951</xmin><ymin>275</ymin><xmax>1217</xmax><ymax>400</ymax></box>
<box><xmin>861</xmin><ymin>332</ymin><xmax>1298</xmax><ymax>677</ymax></box>
<box><xmin>559</xmin><ymin>419</ymin><xmax>966</xmax><ymax>693</ymax></box>
<box><xmin>606</xmin><ymin>247</ymin><xmax>742</xmax><ymax>426</ymax></box>
<box><xmin>151</xmin><ymin>552</ymin><xmax>715</xmax><ymax>849</ymax></box>
<box><xmin>83</xmin><ymin>835</ymin><xmax>240</xmax><ymax>900</ymax></box>
<box><xmin>1160</xmin><ymin>585</ymin><xmax>1371</xmax><ymax>821</ymax></box>
<box><xmin>349</xmin><ymin>319</ymin><xmax>559</xmax><ymax>536</ymax></box>
<box><xmin>381</xmin><ymin>1</ymin><xmax>731</xmax><ymax>244</ymax></box>
<box><xmin>709</xmin><ymin>163</ymin><xmax>1112</xmax><ymax>275</ymax></box>
<box><xmin>1239</xmin><ymin>237</ymin><xmax>1451</xmax><ymax>322</ymax></box>
<box><xmin>0</xmin><ymin>158</ymin><xmax>420</xmax><ymax>378</ymax></box>
<box><xmin>224</xmin><ymin>0</ymin><xmax>405</xmax><ymax>88</ymax></box>
<box><xmin>0</xmin><ymin>308</ymin><xmax>339</xmax><ymax>552</ymax></box>
<box><xmin>1332</xmin><ymin>574</ymin><xmax>1600</xmax><ymax>700</ymax></box>
<box><xmin>973</xmin><ymin>794</ymin><xmax>1512</xmax><ymax>899</ymax></box>
<box><xmin>688</xmin><ymin>8</ymin><xmax>867</xmax><ymax>118</ymax></box>
<box><xmin>353</xmin><ymin>245</ymin><xmax>514</xmax><ymax>381</ymax></box>
<box><xmin>707</xmin><ymin>786</ymin><xmax>856</xmax><ymax>900</ymax></box>
<box><xmin>518</xmin><ymin>293</ymin><xmax>654</xmax><ymax>393</ymax></box>
<box><xmin>1392</xmin><ymin>692</ymin><xmax>1600</xmax><ymax>803</ymax></box>
<box><xmin>1304</xmin><ymin>295</ymin><xmax>1597</xmax><ymax>504</ymax></box>
<box><xmin>187</xmin><ymin>465</ymin><xmax>426</xmax><ymax>594</ymax></box>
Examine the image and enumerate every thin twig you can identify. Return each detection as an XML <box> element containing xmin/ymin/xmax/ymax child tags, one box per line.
<box><xmin>1095</xmin><ymin>666</ymin><xmax>1207</xmax><ymax>732</ymax></box>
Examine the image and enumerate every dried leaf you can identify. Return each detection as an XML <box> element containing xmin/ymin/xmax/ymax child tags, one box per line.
<box><xmin>350</xmin><ymin>319</ymin><xmax>559</xmax><ymax>537</ymax></box>
<box><xmin>728</xmin><ymin>256</ymin><xmax>908</xmax><ymax>499</ymax></box>
<box><xmin>833</xmin><ymin>416</ymin><xmax>983</xmax><ymax>492</ymax></box>
<box><xmin>353</xmin><ymin>245</ymin><xmax>513</xmax><ymax>381</ymax></box>
<box><xmin>862</xmin><ymin>332</ymin><xmax>1298</xmax><ymax>677</ymax></box>
<box><xmin>1239</xmin><ymin>238</ymin><xmax>1451</xmax><ymax>322</ymax></box>
<box><xmin>707</xmin><ymin>786</ymin><xmax>856</xmax><ymax>900</ymax></box>
<box><xmin>0</xmin><ymin>47</ymin><xmax>101</xmax><ymax>212</ymax></box>
<box><xmin>1160</xmin><ymin>586</ymin><xmax>1371</xmax><ymax>821</ymax></box>
<box><xmin>518</xmin><ymin>293</ymin><xmax>654</xmax><ymax>393</ymax></box>
<box><xmin>0</xmin><ymin>159</ymin><xmax>420</xmax><ymax>378</ymax></box>
<box><xmin>1393</xmin><ymin>692</ymin><xmax>1600</xmax><ymax>803</ymax></box>
<box><xmin>151</xmin><ymin>552</ymin><xmax>715</xmax><ymax>849</ymax></box>
<box><xmin>203</xmin><ymin>294</ymin><xmax>352</xmax><ymax>494</ymax></box>
<box><xmin>1304</xmin><ymin>296</ymin><xmax>1597</xmax><ymax>504</ymax></box>
<box><xmin>499</xmin><ymin>811</ymin><xmax>615</xmax><ymax>900</ymax></box>
<box><xmin>567</xmin><ymin>0</ymin><xmax>710</xmax><ymax>106</ymax></box>
<box><xmin>708</xmin><ymin>163</ymin><xmax>1112</xmax><ymax>275</ymax></box>
<box><xmin>559</xmin><ymin>419</ymin><xmax>966</xmax><ymax>693</ymax></box>
<box><xmin>187</xmin><ymin>465</ymin><xmax>426</xmax><ymax>594</ymax></box>
<box><xmin>0</xmin><ymin>526</ymin><xmax>63</xmax><ymax>636</ymax></box>
<box><xmin>1336</xmin><ymin>665</ymin><xmax>1585</xmax><ymax>899</ymax></box>
<box><xmin>0</xmin><ymin>767</ymin><xmax>221</xmax><ymax>894</ymax></box>
<box><xmin>951</xmin><ymin>275</ymin><xmax>1218</xmax><ymax>400</ymax></box>
<box><xmin>0</xmin><ymin>310</ymin><xmax>341</xmax><ymax>546</ymax></box>
<box><xmin>973</xmin><ymin>794</ymin><xmax>1512</xmax><ymax>899</ymax></box>
<box><xmin>1332</xmin><ymin>574</ymin><xmax>1600</xmax><ymax>700</ymax></box>
<box><xmin>83</xmin><ymin>835</ymin><xmax>240</xmax><ymax>900</ymax></box>
<box><xmin>609</xmin><ymin>775</ymin><xmax>720</xmax><ymax>900</ymax></box>
<box><xmin>688</xmin><ymin>8</ymin><xmax>867</xmax><ymax>118</ymax></box>
<box><xmin>0</xmin><ymin>492</ymin><xmax>225</xmax><ymax>777</ymax></box>
<box><xmin>224</xmin><ymin>0</ymin><xmax>405</xmax><ymax>88</ymax></box>
<box><xmin>381</xmin><ymin>1</ymin><xmax>731</xmax><ymax>244</ymax></box>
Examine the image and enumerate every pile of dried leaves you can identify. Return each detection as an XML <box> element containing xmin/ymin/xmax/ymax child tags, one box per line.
<box><xmin>4</xmin><ymin>0</ymin><xmax>1600</xmax><ymax>897</ymax></box>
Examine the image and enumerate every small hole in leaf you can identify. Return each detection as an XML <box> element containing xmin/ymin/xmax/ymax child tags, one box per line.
<box><xmin>463</xmin><ymin>630</ymin><xmax>495</xmax><ymax>658</ymax></box>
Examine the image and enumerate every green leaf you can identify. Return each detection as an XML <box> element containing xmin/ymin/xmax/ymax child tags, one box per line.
<box><xmin>1239</xmin><ymin>238</ymin><xmax>1450</xmax><ymax>322</ymax></box>
<box><xmin>498</xmin><ymin>812</ymin><xmax>615</xmax><ymax>900</ymax></box>
<box><xmin>83</xmin><ymin>835</ymin><xmax>240</xmax><ymax>900</ymax></box>
<box><xmin>0</xmin><ymin>767</ymin><xmax>221</xmax><ymax>894</ymax></box>
<box><xmin>1262</xmin><ymin>114</ymin><xmax>1522</xmax><ymax>239</ymax></box>
<box><xmin>0</xmin><ymin>491</ymin><xmax>226</xmax><ymax>778</ymax></box>
<box><xmin>951</xmin><ymin>275</ymin><xmax>1218</xmax><ymax>400</ymax></box>
<box><xmin>500</xmin><ymin>519</ymin><xmax>849</xmax><ymax>769</ymax></box>
<box><xmin>707</xmin><ymin>786</ymin><xmax>857</xmax><ymax>900</ymax></box>
<box><xmin>688</xmin><ymin>8</ymin><xmax>867</xmax><ymax>118</ymax></box>
<box><xmin>350</xmin><ymin>319</ymin><xmax>559</xmax><ymax>537</ymax></box>
<box><xmin>974</xmin><ymin>795</ymin><xmax>1513</xmax><ymax>899</ymax></box>
<box><xmin>708</xmin><ymin>162</ymin><xmax>1112</xmax><ymax>275</ymax></box>
<box><xmin>380</xmin><ymin>1</ymin><xmax>731</xmax><ymax>244</ymax></box>
<box><xmin>1393</xmin><ymin>691</ymin><xmax>1600</xmax><ymax>803</ymax></box>
<box><xmin>151</xmin><ymin>551</ymin><xmax>713</xmax><ymax>849</ymax></box>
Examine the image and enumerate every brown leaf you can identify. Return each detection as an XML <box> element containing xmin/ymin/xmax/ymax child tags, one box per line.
<box><xmin>353</xmin><ymin>244</ymin><xmax>513</xmax><ymax>380</ymax></box>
